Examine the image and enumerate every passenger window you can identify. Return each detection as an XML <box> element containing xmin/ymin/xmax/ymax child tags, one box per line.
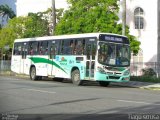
<box><xmin>29</xmin><ymin>42</ymin><xmax>38</xmax><ymax>55</ymax></box>
<box><xmin>13</xmin><ymin>43</ymin><xmax>22</xmax><ymax>55</ymax></box>
<box><xmin>75</xmin><ymin>39</ymin><xmax>85</xmax><ymax>55</ymax></box>
<box><xmin>61</xmin><ymin>40</ymin><xmax>72</xmax><ymax>55</ymax></box>
<box><xmin>39</xmin><ymin>41</ymin><xmax>48</xmax><ymax>55</ymax></box>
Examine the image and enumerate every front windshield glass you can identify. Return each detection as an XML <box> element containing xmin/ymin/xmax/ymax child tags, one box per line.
<box><xmin>98</xmin><ymin>42</ymin><xmax>130</xmax><ymax>66</ymax></box>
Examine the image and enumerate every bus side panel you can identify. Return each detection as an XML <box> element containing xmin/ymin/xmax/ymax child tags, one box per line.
<box><xmin>29</xmin><ymin>56</ymin><xmax>48</xmax><ymax>77</ymax></box>
<box><xmin>23</xmin><ymin>57</ymin><xmax>32</xmax><ymax>75</ymax></box>
<box><xmin>11</xmin><ymin>55</ymin><xmax>21</xmax><ymax>74</ymax></box>
<box><xmin>52</xmin><ymin>55</ymin><xmax>85</xmax><ymax>80</ymax></box>
<box><xmin>51</xmin><ymin>55</ymin><xmax>70</xmax><ymax>78</ymax></box>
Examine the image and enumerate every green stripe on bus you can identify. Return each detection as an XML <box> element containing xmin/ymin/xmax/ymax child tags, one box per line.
<box><xmin>29</xmin><ymin>57</ymin><xmax>67</xmax><ymax>74</ymax></box>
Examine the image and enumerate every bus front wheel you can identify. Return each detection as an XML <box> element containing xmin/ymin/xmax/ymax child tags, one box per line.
<box><xmin>30</xmin><ymin>66</ymin><xmax>38</xmax><ymax>80</ymax></box>
<box><xmin>71</xmin><ymin>69</ymin><xmax>82</xmax><ymax>86</ymax></box>
<box><xmin>99</xmin><ymin>81</ymin><xmax>110</xmax><ymax>87</ymax></box>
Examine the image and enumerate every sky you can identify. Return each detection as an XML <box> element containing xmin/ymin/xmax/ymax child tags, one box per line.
<box><xmin>55</xmin><ymin>0</ymin><xmax>68</xmax><ymax>9</ymax></box>
<box><xmin>0</xmin><ymin>0</ymin><xmax>68</xmax><ymax>16</ymax></box>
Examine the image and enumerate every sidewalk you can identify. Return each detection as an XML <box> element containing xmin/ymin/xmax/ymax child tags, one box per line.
<box><xmin>111</xmin><ymin>81</ymin><xmax>160</xmax><ymax>90</ymax></box>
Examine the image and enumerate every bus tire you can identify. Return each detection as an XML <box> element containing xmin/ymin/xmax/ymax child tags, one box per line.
<box><xmin>30</xmin><ymin>66</ymin><xmax>38</xmax><ymax>80</ymax></box>
<box><xmin>99</xmin><ymin>81</ymin><xmax>110</xmax><ymax>87</ymax></box>
<box><xmin>71</xmin><ymin>69</ymin><xmax>82</xmax><ymax>86</ymax></box>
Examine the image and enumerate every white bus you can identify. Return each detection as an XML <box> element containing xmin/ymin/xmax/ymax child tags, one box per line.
<box><xmin>11</xmin><ymin>33</ymin><xmax>130</xmax><ymax>86</ymax></box>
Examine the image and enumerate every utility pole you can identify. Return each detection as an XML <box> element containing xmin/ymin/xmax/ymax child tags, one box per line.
<box><xmin>122</xmin><ymin>0</ymin><xmax>126</xmax><ymax>35</ymax></box>
<box><xmin>52</xmin><ymin>0</ymin><xmax>56</xmax><ymax>35</ymax></box>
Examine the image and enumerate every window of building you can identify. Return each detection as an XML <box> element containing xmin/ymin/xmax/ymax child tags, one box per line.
<box><xmin>134</xmin><ymin>7</ymin><xmax>144</xmax><ymax>29</ymax></box>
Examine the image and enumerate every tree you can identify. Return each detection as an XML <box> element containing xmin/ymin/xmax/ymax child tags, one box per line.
<box><xmin>7</xmin><ymin>13</ymin><xmax>49</xmax><ymax>38</ymax></box>
<box><xmin>55</xmin><ymin>0</ymin><xmax>140</xmax><ymax>54</ymax></box>
<box><xmin>43</xmin><ymin>8</ymin><xmax>64</xmax><ymax>35</ymax></box>
<box><xmin>0</xmin><ymin>4</ymin><xmax>16</xmax><ymax>27</ymax></box>
<box><xmin>0</xmin><ymin>13</ymin><xmax>49</xmax><ymax>59</ymax></box>
<box><xmin>142</xmin><ymin>68</ymin><xmax>156</xmax><ymax>77</ymax></box>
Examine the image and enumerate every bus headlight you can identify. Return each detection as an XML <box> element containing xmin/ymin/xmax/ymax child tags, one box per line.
<box><xmin>123</xmin><ymin>70</ymin><xmax>130</xmax><ymax>76</ymax></box>
<box><xmin>97</xmin><ymin>66</ymin><xmax>106</xmax><ymax>74</ymax></box>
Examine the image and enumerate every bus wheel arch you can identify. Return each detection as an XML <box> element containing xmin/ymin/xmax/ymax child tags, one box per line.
<box><xmin>30</xmin><ymin>65</ymin><xmax>38</xmax><ymax>80</ymax></box>
<box><xmin>71</xmin><ymin>67</ymin><xmax>82</xmax><ymax>86</ymax></box>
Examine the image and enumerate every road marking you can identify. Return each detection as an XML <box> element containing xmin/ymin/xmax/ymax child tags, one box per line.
<box><xmin>24</xmin><ymin>88</ymin><xmax>56</xmax><ymax>94</ymax></box>
<box><xmin>117</xmin><ymin>100</ymin><xmax>152</xmax><ymax>105</ymax></box>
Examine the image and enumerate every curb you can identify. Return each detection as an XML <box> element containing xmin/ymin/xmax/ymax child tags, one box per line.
<box><xmin>111</xmin><ymin>82</ymin><xmax>160</xmax><ymax>91</ymax></box>
<box><xmin>140</xmin><ymin>87</ymin><xmax>160</xmax><ymax>91</ymax></box>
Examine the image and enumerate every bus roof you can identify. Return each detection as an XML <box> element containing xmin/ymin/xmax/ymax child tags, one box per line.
<box><xmin>14</xmin><ymin>33</ymin><xmax>127</xmax><ymax>43</ymax></box>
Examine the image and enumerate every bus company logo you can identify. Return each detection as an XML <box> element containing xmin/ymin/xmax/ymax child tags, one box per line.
<box><xmin>60</xmin><ymin>57</ymin><xmax>67</xmax><ymax>62</ymax></box>
<box><xmin>60</xmin><ymin>57</ymin><xmax>67</xmax><ymax>65</ymax></box>
<box><xmin>61</xmin><ymin>57</ymin><xmax>65</xmax><ymax>61</ymax></box>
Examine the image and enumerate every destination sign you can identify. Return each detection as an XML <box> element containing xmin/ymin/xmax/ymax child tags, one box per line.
<box><xmin>104</xmin><ymin>36</ymin><xmax>123</xmax><ymax>42</ymax></box>
<box><xmin>99</xmin><ymin>34</ymin><xmax>129</xmax><ymax>44</ymax></box>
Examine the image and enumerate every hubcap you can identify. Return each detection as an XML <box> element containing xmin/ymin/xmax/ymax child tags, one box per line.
<box><xmin>74</xmin><ymin>73</ymin><xmax>79</xmax><ymax>82</ymax></box>
<box><xmin>31</xmin><ymin>68</ymin><xmax>35</xmax><ymax>79</ymax></box>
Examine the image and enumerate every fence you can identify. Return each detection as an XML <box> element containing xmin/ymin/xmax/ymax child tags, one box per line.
<box><xmin>0</xmin><ymin>60</ymin><xmax>11</xmax><ymax>73</ymax></box>
<box><xmin>0</xmin><ymin>60</ymin><xmax>160</xmax><ymax>77</ymax></box>
<box><xmin>130</xmin><ymin>62</ymin><xmax>160</xmax><ymax>77</ymax></box>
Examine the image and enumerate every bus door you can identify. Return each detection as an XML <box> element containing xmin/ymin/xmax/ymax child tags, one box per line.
<box><xmin>20</xmin><ymin>42</ymin><xmax>28</xmax><ymax>74</ymax></box>
<box><xmin>85</xmin><ymin>39</ymin><xmax>96</xmax><ymax>80</ymax></box>
<box><xmin>48</xmin><ymin>40</ymin><xmax>58</xmax><ymax>76</ymax></box>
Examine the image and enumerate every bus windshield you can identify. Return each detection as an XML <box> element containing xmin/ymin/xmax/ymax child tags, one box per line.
<box><xmin>98</xmin><ymin>42</ymin><xmax>130</xmax><ymax>67</ymax></box>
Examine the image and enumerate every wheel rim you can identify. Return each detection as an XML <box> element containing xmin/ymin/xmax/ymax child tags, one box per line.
<box><xmin>74</xmin><ymin>73</ymin><xmax>80</xmax><ymax>82</ymax></box>
<box><xmin>31</xmin><ymin>68</ymin><xmax>36</xmax><ymax>79</ymax></box>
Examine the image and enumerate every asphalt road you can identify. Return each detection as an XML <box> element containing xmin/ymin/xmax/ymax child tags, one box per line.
<box><xmin>0</xmin><ymin>76</ymin><xmax>160</xmax><ymax>120</ymax></box>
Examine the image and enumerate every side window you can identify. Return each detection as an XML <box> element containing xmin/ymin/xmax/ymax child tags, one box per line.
<box><xmin>60</xmin><ymin>40</ymin><xmax>64</xmax><ymax>55</ymax></box>
<box><xmin>68</xmin><ymin>40</ymin><xmax>74</xmax><ymax>55</ymax></box>
<box><xmin>13</xmin><ymin>43</ymin><xmax>22</xmax><ymax>55</ymax></box>
<box><xmin>60</xmin><ymin>40</ymin><xmax>72</xmax><ymax>55</ymax></box>
<box><xmin>22</xmin><ymin>42</ymin><xmax>28</xmax><ymax>59</ymax></box>
<box><xmin>85</xmin><ymin>38</ymin><xmax>96</xmax><ymax>59</ymax></box>
<box><xmin>50</xmin><ymin>40</ymin><xmax>59</xmax><ymax>58</ymax></box>
<box><xmin>75</xmin><ymin>39</ymin><xmax>85</xmax><ymax>55</ymax></box>
<box><xmin>39</xmin><ymin>41</ymin><xmax>48</xmax><ymax>55</ymax></box>
<box><xmin>92</xmin><ymin>43</ymin><xmax>97</xmax><ymax>60</ymax></box>
<box><xmin>29</xmin><ymin>41</ymin><xmax>38</xmax><ymax>55</ymax></box>
<box><xmin>98</xmin><ymin>43</ymin><xmax>108</xmax><ymax>63</ymax></box>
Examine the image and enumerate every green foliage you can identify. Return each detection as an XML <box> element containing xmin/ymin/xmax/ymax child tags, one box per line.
<box><xmin>55</xmin><ymin>0</ymin><xmax>140</xmax><ymax>54</ymax></box>
<box><xmin>0</xmin><ymin>4</ymin><xmax>15</xmax><ymax>19</ymax></box>
<box><xmin>142</xmin><ymin>68</ymin><xmax>156</xmax><ymax>77</ymax></box>
<box><xmin>0</xmin><ymin>13</ymin><xmax>49</xmax><ymax>50</ymax></box>
<box><xmin>131</xmin><ymin>76</ymin><xmax>160</xmax><ymax>83</ymax></box>
<box><xmin>0</xmin><ymin>4</ymin><xmax>16</xmax><ymax>26</ymax></box>
<box><xmin>43</xmin><ymin>8</ymin><xmax>64</xmax><ymax>23</ymax></box>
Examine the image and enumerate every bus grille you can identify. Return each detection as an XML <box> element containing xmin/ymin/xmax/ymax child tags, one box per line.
<box><xmin>109</xmin><ymin>76</ymin><xmax>120</xmax><ymax>79</ymax></box>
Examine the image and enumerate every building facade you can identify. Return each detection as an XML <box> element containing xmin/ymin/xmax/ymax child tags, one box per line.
<box><xmin>119</xmin><ymin>0</ymin><xmax>159</xmax><ymax>75</ymax></box>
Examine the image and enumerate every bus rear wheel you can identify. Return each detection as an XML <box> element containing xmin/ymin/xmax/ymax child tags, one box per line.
<box><xmin>30</xmin><ymin>66</ymin><xmax>38</xmax><ymax>80</ymax></box>
<box><xmin>99</xmin><ymin>81</ymin><xmax>110</xmax><ymax>87</ymax></box>
<box><xmin>71</xmin><ymin>69</ymin><xmax>82</xmax><ymax>86</ymax></box>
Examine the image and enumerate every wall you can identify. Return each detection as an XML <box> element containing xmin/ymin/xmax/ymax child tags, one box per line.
<box><xmin>119</xmin><ymin>0</ymin><xmax>158</xmax><ymax>62</ymax></box>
